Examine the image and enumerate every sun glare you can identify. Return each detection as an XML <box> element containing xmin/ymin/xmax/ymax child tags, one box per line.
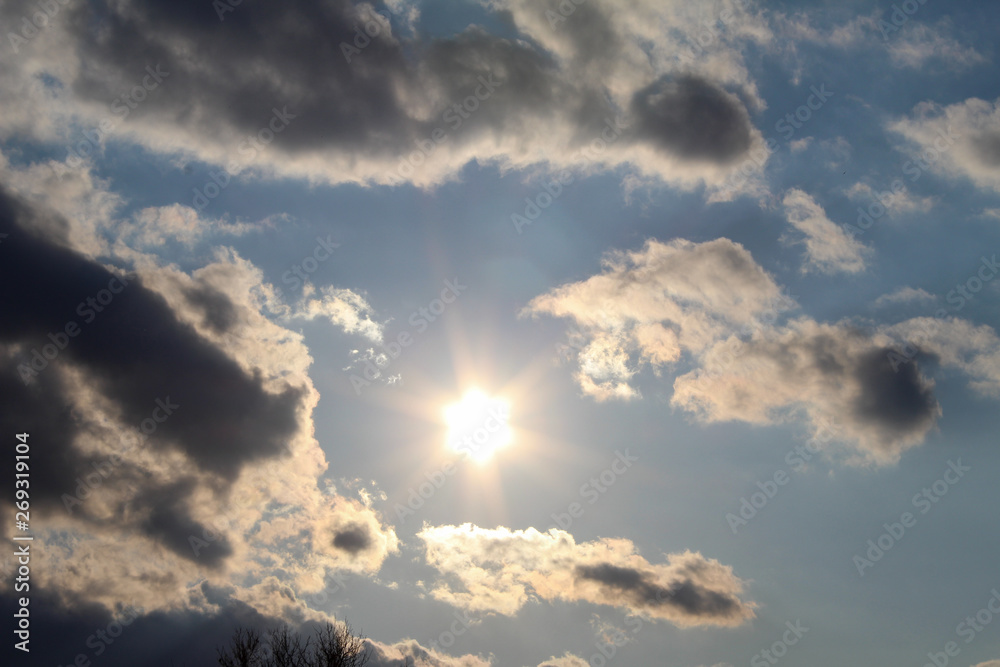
<box><xmin>443</xmin><ymin>388</ymin><xmax>512</xmax><ymax>463</ymax></box>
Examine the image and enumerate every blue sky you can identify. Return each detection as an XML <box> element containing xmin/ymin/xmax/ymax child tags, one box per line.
<box><xmin>1</xmin><ymin>1</ymin><xmax>1000</xmax><ymax>666</ymax></box>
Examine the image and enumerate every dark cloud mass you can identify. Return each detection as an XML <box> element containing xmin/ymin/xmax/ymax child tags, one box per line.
<box><xmin>575</xmin><ymin>563</ymin><xmax>742</xmax><ymax>619</ymax></box>
<box><xmin>631</xmin><ymin>76</ymin><xmax>754</xmax><ymax>162</ymax></box>
<box><xmin>0</xmin><ymin>186</ymin><xmax>304</xmax><ymax>553</ymax></box>
<box><xmin>333</xmin><ymin>523</ymin><xmax>372</xmax><ymax>554</ymax></box>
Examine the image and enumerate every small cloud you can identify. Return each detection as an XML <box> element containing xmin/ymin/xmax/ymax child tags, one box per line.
<box><xmin>782</xmin><ymin>188</ymin><xmax>870</xmax><ymax>274</ymax></box>
<box><xmin>874</xmin><ymin>287</ymin><xmax>936</xmax><ymax>308</ymax></box>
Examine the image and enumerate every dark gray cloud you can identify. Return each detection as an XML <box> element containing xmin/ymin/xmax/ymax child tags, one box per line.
<box><xmin>183</xmin><ymin>284</ymin><xmax>239</xmax><ymax>334</ymax></box>
<box><xmin>630</xmin><ymin>75</ymin><xmax>754</xmax><ymax>163</ymax></box>
<box><xmin>0</xmin><ymin>186</ymin><xmax>305</xmax><ymax>564</ymax></box>
<box><xmin>973</xmin><ymin>131</ymin><xmax>1000</xmax><ymax>167</ymax></box>
<box><xmin>7</xmin><ymin>0</ymin><xmax>762</xmax><ymax>189</ymax></box>
<box><xmin>333</xmin><ymin>523</ymin><xmax>372</xmax><ymax>554</ymax></box>
<box><xmin>576</xmin><ymin>563</ymin><xmax>743</xmax><ymax>620</ymax></box>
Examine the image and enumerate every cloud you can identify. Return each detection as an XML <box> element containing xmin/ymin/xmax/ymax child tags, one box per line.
<box><xmin>874</xmin><ymin>287</ymin><xmax>936</xmax><ymax>308</ymax></box>
<box><xmin>0</xmin><ymin>169</ymin><xmax>399</xmax><ymax>624</ymax></box>
<box><xmin>887</xmin><ymin>22</ymin><xmax>986</xmax><ymax>69</ymax></box>
<box><xmin>883</xmin><ymin>317</ymin><xmax>1000</xmax><ymax>398</ymax></box>
<box><xmin>537</xmin><ymin>654</ymin><xmax>589</xmax><ymax>667</ymax></box>
<box><xmin>296</xmin><ymin>285</ymin><xmax>385</xmax><ymax>342</ymax></box>
<box><xmin>365</xmin><ymin>639</ymin><xmax>492</xmax><ymax>667</ymax></box>
<box><xmin>890</xmin><ymin>97</ymin><xmax>1000</xmax><ymax>193</ymax></box>
<box><xmin>845</xmin><ymin>182</ymin><xmax>936</xmax><ymax>215</ymax></box>
<box><xmin>672</xmin><ymin>318</ymin><xmax>942</xmax><ymax>465</ymax></box>
<box><xmin>417</xmin><ymin>523</ymin><xmax>755</xmax><ymax>627</ymax></box>
<box><xmin>781</xmin><ymin>188</ymin><xmax>870</xmax><ymax>274</ymax></box>
<box><xmin>522</xmin><ymin>237</ymin><xmax>790</xmax><ymax>400</ymax></box>
<box><xmin>0</xmin><ymin>0</ymin><xmax>775</xmax><ymax>196</ymax></box>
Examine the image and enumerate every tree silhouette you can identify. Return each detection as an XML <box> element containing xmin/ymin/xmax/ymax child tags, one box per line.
<box><xmin>217</xmin><ymin>621</ymin><xmax>371</xmax><ymax>667</ymax></box>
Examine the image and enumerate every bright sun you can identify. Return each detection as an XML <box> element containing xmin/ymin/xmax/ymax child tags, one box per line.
<box><xmin>443</xmin><ymin>389</ymin><xmax>512</xmax><ymax>464</ymax></box>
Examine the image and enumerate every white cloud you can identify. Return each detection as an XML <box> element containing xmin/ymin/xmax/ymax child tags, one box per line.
<box><xmin>522</xmin><ymin>238</ymin><xmax>790</xmax><ymax>400</ymax></box>
<box><xmin>874</xmin><ymin>287</ymin><xmax>936</xmax><ymax>308</ymax></box>
<box><xmin>781</xmin><ymin>188</ymin><xmax>870</xmax><ymax>274</ymax></box>
<box><xmin>418</xmin><ymin>523</ymin><xmax>755</xmax><ymax>627</ymax></box>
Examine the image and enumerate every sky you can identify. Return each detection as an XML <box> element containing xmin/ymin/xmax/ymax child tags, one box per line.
<box><xmin>1</xmin><ymin>0</ymin><xmax>1000</xmax><ymax>666</ymax></box>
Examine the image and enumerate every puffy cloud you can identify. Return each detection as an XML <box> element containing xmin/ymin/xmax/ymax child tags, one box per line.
<box><xmin>672</xmin><ymin>318</ymin><xmax>941</xmax><ymax>465</ymax></box>
<box><xmin>781</xmin><ymin>188</ymin><xmax>870</xmax><ymax>274</ymax></box>
<box><xmin>0</xmin><ymin>0</ymin><xmax>774</xmax><ymax>196</ymax></box>
<box><xmin>889</xmin><ymin>97</ymin><xmax>1000</xmax><ymax>193</ymax></box>
<box><xmin>883</xmin><ymin>317</ymin><xmax>1000</xmax><ymax>398</ymax></box>
<box><xmin>0</xmin><ymin>171</ymin><xmax>398</xmax><ymax>622</ymax></box>
<box><xmin>417</xmin><ymin>523</ymin><xmax>755</xmax><ymax>627</ymax></box>
<box><xmin>297</xmin><ymin>285</ymin><xmax>385</xmax><ymax>343</ymax></box>
<box><xmin>522</xmin><ymin>237</ymin><xmax>790</xmax><ymax>400</ymax></box>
